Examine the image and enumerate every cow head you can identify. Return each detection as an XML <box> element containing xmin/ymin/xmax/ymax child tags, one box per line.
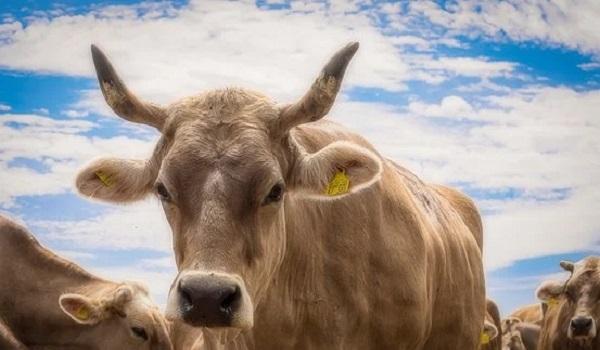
<box><xmin>536</xmin><ymin>257</ymin><xmax>600</xmax><ymax>345</ymax></box>
<box><xmin>59</xmin><ymin>282</ymin><xmax>172</xmax><ymax>349</ymax></box>
<box><xmin>76</xmin><ymin>43</ymin><xmax>382</xmax><ymax>329</ymax></box>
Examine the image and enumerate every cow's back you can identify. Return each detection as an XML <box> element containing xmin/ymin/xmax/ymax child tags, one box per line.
<box><xmin>510</xmin><ymin>303</ymin><xmax>544</xmax><ymax>325</ymax></box>
<box><xmin>431</xmin><ymin>184</ymin><xmax>483</xmax><ymax>251</ymax></box>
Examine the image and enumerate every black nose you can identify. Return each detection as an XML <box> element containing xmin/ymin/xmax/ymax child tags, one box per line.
<box><xmin>178</xmin><ymin>274</ymin><xmax>241</xmax><ymax>327</ymax></box>
<box><xmin>571</xmin><ymin>316</ymin><xmax>593</xmax><ymax>336</ymax></box>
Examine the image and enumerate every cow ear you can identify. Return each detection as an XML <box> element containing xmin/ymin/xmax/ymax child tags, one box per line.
<box><xmin>481</xmin><ymin>320</ymin><xmax>498</xmax><ymax>344</ymax></box>
<box><xmin>59</xmin><ymin>294</ymin><xmax>102</xmax><ymax>325</ymax></box>
<box><xmin>290</xmin><ymin>141</ymin><xmax>382</xmax><ymax>198</ymax></box>
<box><xmin>76</xmin><ymin>157</ymin><xmax>156</xmax><ymax>203</ymax></box>
<box><xmin>536</xmin><ymin>280</ymin><xmax>564</xmax><ymax>302</ymax></box>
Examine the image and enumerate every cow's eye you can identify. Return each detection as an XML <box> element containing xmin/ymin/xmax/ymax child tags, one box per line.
<box><xmin>131</xmin><ymin>326</ymin><xmax>148</xmax><ymax>341</ymax></box>
<box><xmin>155</xmin><ymin>183</ymin><xmax>171</xmax><ymax>202</ymax></box>
<box><xmin>263</xmin><ymin>183</ymin><xmax>284</xmax><ymax>205</ymax></box>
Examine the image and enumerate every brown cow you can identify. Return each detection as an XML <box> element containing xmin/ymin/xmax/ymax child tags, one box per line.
<box><xmin>502</xmin><ymin>320</ymin><xmax>540</xmax><ymax>350</ymax></box>
<box><xmin>76</xmin><ymin>42</ymin><xmax>486</xmax><ymax>349</ymax></box>
<box><xmin>480</xmin><ymin>299</ymin><xmax>502</xmax><ymax>350</ymax></box>
<box><xmin>0</xmin><ymin>215</ymin><xmax>172</xmax><ymax>350</ymax></box>
<box><xmin>537</xmin><ymin>257</ymin><xmax>600</xmax><ymax>349</ymax></box>
<box><xmin>509</xmin><ymin>303</ymin><xmax>544</xmax><ymax>325</ymax></box>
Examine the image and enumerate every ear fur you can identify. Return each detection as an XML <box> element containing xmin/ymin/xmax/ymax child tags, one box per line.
<box><xmin>291</xmin><ymin>141</ymin><xmax>382</xmax><ymax>198</ymax></box>
<box><xmin>76</xmin><ymin>157</ymin><xmax>156</xmax><ymax>203</ymax></box>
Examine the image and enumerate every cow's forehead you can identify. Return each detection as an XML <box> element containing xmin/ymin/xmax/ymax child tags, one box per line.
<box><xmin>166</xmin><ymin>87</ymin><xmax>279</xmax><ymax>127</ymax></box>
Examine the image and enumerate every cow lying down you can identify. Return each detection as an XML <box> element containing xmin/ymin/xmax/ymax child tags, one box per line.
<box><xmin>0</xmin><ymin>215</ymin><xmax>172</xmax><ymax>349</ymax></box>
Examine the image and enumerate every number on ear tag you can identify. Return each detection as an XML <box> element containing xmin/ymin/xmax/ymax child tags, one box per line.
<box><xmin>325</xmin><ymin>169</ymin><xmax>350</xmax><ymax>196</ymax></box>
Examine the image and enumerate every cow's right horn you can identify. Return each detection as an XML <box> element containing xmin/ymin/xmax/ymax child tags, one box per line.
<box><xmin>91</xmin><ymin>45</ymin><xmax>167</xmax><ymax>131</ymax></box>
<box><xmin>279</xmin><ymin>42</ymin><xmax>359</xmax><ymax>133</ymax></box>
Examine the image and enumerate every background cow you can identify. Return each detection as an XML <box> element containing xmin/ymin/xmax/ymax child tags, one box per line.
<box><xmin>509</xmin><ymin>303</ymin><xmax>544</xmax><ymax>325</ymax></box>
<box><xmin>0</xmin><ymin>215</ymin><xmax>172</xmax><ymax>349</ymax></box>
<box><xmin>537</xmin><ymin>257</ymin><xmax>600</xmax><ymax>350</ymax></box>
<box><xmin>481</xmin><ymin>299</ymin><xmax>502</xmax><ymax>350</ymax></box>
<box><xmin>76</xmin><ymin>42</ymin><xmax>486</xmax><ymax>349</ymax></box>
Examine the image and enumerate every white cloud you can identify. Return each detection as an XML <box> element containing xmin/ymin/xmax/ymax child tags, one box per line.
<box><xmin>0</xmin><ymin>0</ymin><xmax>522</xmax><ymax>113</ymax></box>
<box><xmin>33</xmin><ymin>107</ymin><xmax>49</xmax><ymax>115</ymax></box>
<box><xmin>579</xmin><ymin>62</ymin><xmax>600</xmax><ymax>71</ymax></box>
<box><xmin>61</xmin><ymin>109</ymin><xmax>89</xmax><ymax>118</ymax></box>
<box><xmin>410</xmin><ymin>0</ymin><xmax>600</xmax><ymax>58</ymax></box>
<box><xmin>0</xmin><ymin>113</ymin><xmax>156</xmax><ymax>206</ymax></box>
<box><xmin>0</xmin><ymin>103</ymin><xmax>10</xmax><ymax>111</ymax></box>
<box><xmin>32</xmin><ymin>199</ymin><xmax>171</xmax><ymax>252</ymax></box>
<box><xmin>408</xmin><ymin>95</ymin><xmax>474</xmax><ymax>119</ymax></box>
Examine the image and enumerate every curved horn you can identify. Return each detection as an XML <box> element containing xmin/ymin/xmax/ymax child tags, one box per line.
<box><xmin>91</xmin><ymin>44</ymin><xmax>167</xmax><ymax>131</ymax></box>
<box><xmin>279</xmin><ymin>42</ymin><xmax>359</xmax><ymax>133</ymax></box>
<box><xmin>560</xmin><ymin>260</ymin><xmax>575</xmax><ymax>273</ymax></box>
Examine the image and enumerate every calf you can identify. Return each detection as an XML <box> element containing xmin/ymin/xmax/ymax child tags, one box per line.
<box><xmin>0</xmin><ymin>215</ymin><xmax>172</xmax><ymax>349</ymax></box>
<box><xmin>537</xmin><ymin>257</ymin><xmax>600</xmax><ymax>349</ymax></box>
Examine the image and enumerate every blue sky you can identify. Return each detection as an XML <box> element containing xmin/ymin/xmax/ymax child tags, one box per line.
<box><xmin>1</xmin><ymin>0</ymin><xmax>599</xmax><ymax>315</ymax></box>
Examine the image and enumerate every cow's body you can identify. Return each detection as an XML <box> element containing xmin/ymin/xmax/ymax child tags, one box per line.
<box><xmin>0</xmin><ymin>215</ymin><xmax>172</xmax><ymax>349</ymax></box>
<box><xmin>79</xmin><ymin>43</ymin><xmax>486</xmax><ymax>349</ymax></box>
<box><xmin>510</xmin><ymin>303</ymin><xmax>544</xmax><ymax>325</ymax></box>
<box><xmin>164</xmin><ymin>120</ymin><xmax>485</xmax><ymax>349</ymax></box>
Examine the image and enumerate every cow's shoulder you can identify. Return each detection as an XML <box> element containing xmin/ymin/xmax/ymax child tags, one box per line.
<box><xmin>430</xmin><ymin>184</ymin><xmax>483</xmax><ymax>250</ymax></box>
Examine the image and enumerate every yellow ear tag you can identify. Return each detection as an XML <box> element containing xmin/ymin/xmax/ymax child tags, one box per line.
<box><xmin>325</xmin><ymin>169</ymin><xmax>350</xmax><ymax>196</ymax></box>
<box><xmin>95</xmin><ymin>170</ymin><xmax>114</xmax><ymax>187</ymax></box>
<box><xmin>75</xmin><ymin>306</ymin><xmax>90</xmax><ymax>321</ymax></box>
<box><xmin>480</xmin><ymin>332</ymin><xmax>490</xmax><ymax>345</ymax></box>
<box><xmin>547</xmin><ymin>297</ymin><xmax>559</xmax><ymax>307</ymax></box>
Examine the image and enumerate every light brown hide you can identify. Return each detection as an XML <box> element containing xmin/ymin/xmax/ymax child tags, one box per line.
<box><xmin>0</xmin><ymin>215</ymin><xmax>172</xmax><ymax>349</ymax></box>
<box><xmin>78</xmin><ymin>43</ymin><xmax>486</xmax><ymax>349</ymax></box>
<box><xmin>509</xmin><ymin>303</ymin><xmax>544</xmax><ymax>325</ymax></box>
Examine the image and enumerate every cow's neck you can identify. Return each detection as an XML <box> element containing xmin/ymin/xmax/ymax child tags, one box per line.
<box><xmin>3</xmin><ymin>231</ymin><xmax>114</xmax><ymax>346</ymax></box>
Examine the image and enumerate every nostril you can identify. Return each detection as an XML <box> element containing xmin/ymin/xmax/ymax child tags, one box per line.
<box><xmin>179</xmin><ymin>283</ymin><xmax>194</xmax><ymax>312</ymax></box>
<box><xmin>219</xmin><ymin>285</ymin><xmax>240</xmax><ymax>314</ymax></box>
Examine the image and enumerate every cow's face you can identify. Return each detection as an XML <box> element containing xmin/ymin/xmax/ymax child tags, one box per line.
<box><xmin>537</xmin><ymin>257</ymin><xmax>600</xmax><ymax>344</ymax></box>
<box><xmin>59</xmin><ymin>282</ymin><xmax>172</xmax><ymax>349</ymax></box>
<box><xmin>76</xmin><ymin>43</ymin><xmax>382</xmax><ymax>329</ymax></box>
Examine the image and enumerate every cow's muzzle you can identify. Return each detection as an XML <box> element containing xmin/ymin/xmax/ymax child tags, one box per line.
<box><xmin>166</xmin><ymin>271</ymin><xmax>253</xmax><ymax>329</ymax></box>
<box><xmin>570</xmin><ymin>316</ymin><xmax>596</xmax><ymax>339</ymax></box>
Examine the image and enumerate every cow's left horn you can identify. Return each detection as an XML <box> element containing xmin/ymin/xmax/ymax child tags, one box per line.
<box><xmin>279</xmin><ymin>42</ymin><xmax>359</xmax><ymax>133</ymax></box>
<box><xmin>560</xmin><ymin>260</ymin><xmax>575</xmax><ymax>273</ymax></box>
<box><xmin>91</xmin><ymin>44</ymin><xmax>167</xmax><ymax>131</ymax></box>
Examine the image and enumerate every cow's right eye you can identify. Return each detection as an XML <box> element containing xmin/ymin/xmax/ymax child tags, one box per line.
<box><xmin>155</xmin><ymin>183</ymin><xmax>171</xmax><ymax>202</ymax></box>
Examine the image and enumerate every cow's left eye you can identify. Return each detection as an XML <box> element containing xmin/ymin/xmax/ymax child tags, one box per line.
<box><xmin>131</xmin><ymin>326</ymin><xmax>148</xmax><ymax>341</ymax></box>
<box><xmin>263</xmin><ymin>183</ymin><xmax>284</xmax><ymax>205</ymax></box>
